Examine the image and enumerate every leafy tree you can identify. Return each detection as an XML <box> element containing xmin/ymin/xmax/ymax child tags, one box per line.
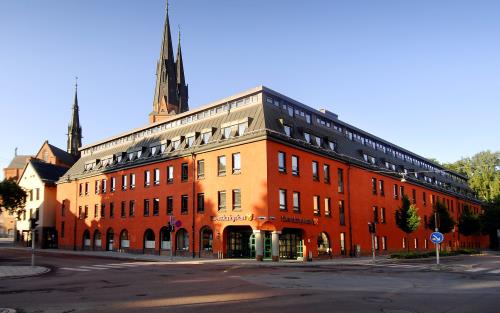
<box><xmin>443</xmin><ymin>150</ymin><xmax>500</xmax><ymax>203</ymax></box>
<box><xmin>480</xmin><ymin>197</ymin><xmax>500</xmax><ymax>249</ymax></box>
<box><xmin>428</xmin><ymin>200</ymin><xmax>455</xmax><ymax>234</ymax></box>
<box><xmin>0</xmin><ymin>179</ymin><xmax>27</xmax><ymax>214</ymax></box>
<box><xmin>458</xmin><ymin>206</ymin><xmax>481</xmax><ymax>236</ymax></box>
<box><xmin>395</xmin><ymin>195</ymin><xmax>421</xmax><ymax>251</ymax></box>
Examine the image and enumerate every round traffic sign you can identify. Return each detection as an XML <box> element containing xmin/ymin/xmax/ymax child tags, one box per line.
<box><xmin>430</xmin><ymin>232</ymin><xmax>444</xmax><ymax>244</ymax></box>
<box><xmin>174</xmin><ymin>220</ymin><xmax>182</xmax><ymax>228</ymax></box>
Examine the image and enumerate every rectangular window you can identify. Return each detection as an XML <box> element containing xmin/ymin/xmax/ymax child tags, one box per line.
<box><xmin>424</xmin><ymin>239</ymin><xmax>428</xmax><ymax>249</ymax></box>
<box><xmin>94</xmin><ymin>204</ymin><xmax>99</xmax><ymax>218</ymax></box>
<box><xmin>414</xmin><ymin>238</ymin><xmax>418</xmax><ymax>249</ymax></box>
<box><xmin>181</xmin><ymin>163</ymin><xmax>189</xmax><ymax>182</ymax></box>
<box><xmin>167</xmin><ymin>166</ymin><xmax>174</xmax><ymax>183</ymax></box>
<box><xmin>232</xmin><ymin>153</ymin><xmax>241</xmax><ymax>174</ymax></box>
<box><xmin>323</xmin><ymin>164</ymin><xmax>330</xmax><ymax>183</ymax></box>
<box><xmin>312</xmin><ymin>161</ymin><xmax>319</xmax><ymax>181</ymax></box>
<box><xmin>35</xmin><ymin>188</ymin><xmax>40</xmax><ymax>200</ymax></box>
<box><xmin>402</xmin><ymin>237</ymin><xmax>407</xmax><ymax>249</ymax></box>
<box><xmin>109</xmin><ymin>202</ymin><xmax>114</xmax><ymax>218</ymax></box>
<box><xmin>325</xmin><ymin>197</ymin><xmax>331</xmax><ymax>216</ymax></box>
<box><xmin>130</xmin><ymin>173</ymin><xmax>136</xmax><ymax>189</ymax></box>
<box><xmin>167</xmin><ymin>196</ymin><xmax>173</xmax><ymax>215</ymax></box>
<box><xmin>373</xmin><ymin>206</ymin><xmax>378</xmax><ymax>223</ymax></box>
<box><xmin>293</xmin><ymin>191</ymin><xmax>300</xmax><ymax>212</ymax></box>
<box><xmin>371</xmin><ymin>178</ymin><xmax>377</xmax><ymax>195</ymax></box>
<box><xmin>222</xmin><ymin>126</ymin><xmax>231</xmax><ymax>139</ymax></box>
<box><xmin>379</xmin><ymin>180</ymin><xmax>385</xmax><ymax>196</ymax></box>
<box><xmin>61</xmin><ymin>221</ymin><xmax>65</xmax><ymax>238</ymax></box>
<box><xmin>197</xmin><ymin>193</ymin><xmax>205</xmax><ymax>213</ymax></box>
<box><xmin>121</xmin><ymin>201</ymin><xmax>126</xmax><ymax>218</ymax></box>
<box><xmin>313</xmin><ymin>195</ymin><xmax>320</xmax><ymax>215</ymax></box>
<box><xmin>340</xmin><ymin>233</ymin><xmax>346</xmax><ymax>255</ymax></box>
<box><xmin>154</xmin><ymin>168</ymin><xmax>160</xmax><ymax>185</ymax></box>
<box><xmin>380</xmin><ymin>207</ymin><xmax>386</xmax><ymax>224</ymax></box>
<box><xmin>153</xmin><ymin>198</ymin><xmax>160</xmax><ymax>216</ymax></box>
<box><xmin>291</xmin><ymin>155</ymin><xmax>299</xmax><ymax>176</ymax></box>
<box><xmin>218</xmin><ymin>191</ymin><xmax>226</xmax><ymax>211</ymax></box>
<box><xmin>30</xmin><ymin>190</ymin><xmax>34</xmax><ymax>201</ymax></box>
<box><xmin>101</xmin><ymin>179</ymin><xmax>107</xmax><ymax>193</ymax></box>
<box><xmin>144</xmin><ymin>170</ymin><xmax>151</xmax><ymax>187</ymax></box>
<box><xmin>143</xmin><ymin>199</ymin><xmax>150</xmax><ymax>216</ymax></box>
<box><xmin>278</xmin><ymin>152</ymin><xmax>286</xmax><ymax>173</ymax></box>
<box><xmin>201</xmin><ymin>132</ymin><xmax>211</xmax><ymax>144</ymax></box>
<box><xmin>181</xmin><ymin>195</ymin><xmax>188</xmax><ymax>214</ymax></box>
<box><xmin>84</xmin><ymin>205</ymin><xmax>88</xmax><ymax>218</ymax></box>
<box><xmin>197</xmin><ymin>159</ymin><xmax>205</xmax><ymax>179</ymax></box>
<box><xmin>284</xmin><ymin>125</ymin><xmax>291</xmax><ymax>137</ymax></box>
<box><xmin>130</xmin><ymin>201</ymin><xmax>136</xmax><ymax>217</ymax></box>
<box><xmin>279</xmin><ymin>189</ymin><xmax>287</xmax><ymax>210</ymax></box>
<box><xmin>95</xmin><ymin>180</ymin><xmax>99</xmax><ymax>194</ymax></box>
<box><xmin>218</xmin><ymin>156</ymin><xmax>226</xmax><ymax>176</ymax></box>
<box><xmin>400</xmin><ymin>186</ymin><xmax>405</xmax><ymax>198</ymax></box>
<box><xmin>237</xmin><ymin>122</ymin><xmax>247</xmax><ymax>136</ymax></box>
<box><xmin>233</xmin><ymin>189</ymin><xmax>241</xmax><ymax>211</ymax></box>
<box><xmin>338</xmin><ymin>169</ymin><xmax>344</xmax><ymax>193</ymax></box>
<box><xmin>393</xmin><ymin>184</ymin><xmax>399</xmax><ymax>199</ymax></box>
<box><xmin>374</xmin><ymin>235</ymin><xmax>379</xmax><ymax>250</ymax></box>
<box><xmin>100</xmin><ymin>204</ymin><xmax>105</xmax><ymax>218</ymax></box>
<box><xmin>121</xmin><ymin>175</ymin><xmax>127</xmax><ymax>190</ymax></box>
<box><xmin>382</xmin><ymin>236</ymin><xmax>387</xmax><ymax>250</ymax></box>
<box><xmin>110</xmin><ymin>177</ymin><xmax>116</xmax><ymax>192</ymax></box>
<box><xmin>423</xmin><ymin>192</ymin><xmax>427</xmax><ymax>206</ymax></box>
<box><xmin>84</xmin><ymin>183</ymin><xmax>89</xmax><ymax>196</ymax></box>
<box><xmin>412</xmin><ymin>189</ymin><xmax>416</xmax><ymax>204</ymax></box>
<box><xmin>187</xmin><ymin>136</ymin><xmax>195</xmax><ymax>148</ymax></box>
<box><xmin>339</xmin><ymin>200</ymin><xmax>345</xmax><ymax>225</ymax></box>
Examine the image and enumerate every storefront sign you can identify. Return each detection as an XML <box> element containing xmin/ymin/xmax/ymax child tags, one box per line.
<box><xmin>211</xmin><ymin>214</ymin><xmax>254</xmax><ymax>222</ymax></box>
<box><xmin>281</xmin><ymin>216</ymin><xmax>318</xmax><ymax>225</ymax></box>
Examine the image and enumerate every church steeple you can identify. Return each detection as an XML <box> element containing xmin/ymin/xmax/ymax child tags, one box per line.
<box><xmin>67</xmin><ymin>78</ymin><xmax>82</xmax><ymax>157</ymax></box>
<box><xmin>150</xmin><ymin>0</ymin><xmax>188</xmax><ymax>123</ymax></box>
<box><xmin>176</xmin><ymin>29</ymin><xmax>189</xmax><ymax>113</ymax></box>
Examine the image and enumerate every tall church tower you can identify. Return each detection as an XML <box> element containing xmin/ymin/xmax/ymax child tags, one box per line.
<box><xmin>67</xmin><ymin>80</ymin><xmax>83</xmax><ymax>157</ymax></box>
<box><xmin>150</xmin><ymin>1</ymin><xmax>189</xmax><ymax>123</ymax></box>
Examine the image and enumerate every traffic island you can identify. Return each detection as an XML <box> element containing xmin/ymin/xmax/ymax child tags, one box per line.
<box><xmin>0</xmin><ymin>266</ymin><xmax>50</xmax><ymax>279</ymax></box>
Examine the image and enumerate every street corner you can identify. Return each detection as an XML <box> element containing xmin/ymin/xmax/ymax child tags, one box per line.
<box><xmin>0</xmin><ymin>265</ymin><xmax>51</xmax><ymax>279</ymax></box>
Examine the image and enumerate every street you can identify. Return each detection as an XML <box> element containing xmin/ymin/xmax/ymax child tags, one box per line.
<box><xmin>1</xmin><ymin>247</ymin><xmax>500</xmax><ymax>313</ymax></box>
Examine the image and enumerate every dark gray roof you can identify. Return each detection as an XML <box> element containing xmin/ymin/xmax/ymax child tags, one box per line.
<box><xmin>58</xmin><ymin>86</ymin><xmax>479</xmax><ymax>203</ymax></box>
<box><xmin>47</xmin><ymin>143</ymin><xmax>78</xmax><ymax>166</ymax></box>
<box><xmin>31</xmin><ymin>159</ymin><xmax>69</xmax><ymax>184</ymax></box>
<box><xmin>7</xmin><ymin>155</ymin><xmax>32</xmax><ymax>169</ymax></box>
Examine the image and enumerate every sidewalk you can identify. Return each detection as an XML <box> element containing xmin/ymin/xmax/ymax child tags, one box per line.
<box><xmin>1</xmin><ymin>246</ymin><xmax>391</xmax><ymax>267</ymax></box>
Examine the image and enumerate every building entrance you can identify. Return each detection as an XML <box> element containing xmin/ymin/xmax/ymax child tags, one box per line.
<box><xmin>263</xmin><ymin>231</ymin><xmax>272</xmax><ymax>260</ymax></box>
<box><xmin>279</xmin><ymin>228</ymin><xmax>303</xmax><ymax>260</ymax></box>
<box><xmin>225</xmin><ymin>226</ymin><xmax>255</xmax><ymax>258</ymax></box>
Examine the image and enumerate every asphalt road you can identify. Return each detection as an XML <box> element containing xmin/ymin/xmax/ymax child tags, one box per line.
<box><xmin>1</xmin><ymin>247</ymin><xmax>500</xmax><ymax>313</ymax></box>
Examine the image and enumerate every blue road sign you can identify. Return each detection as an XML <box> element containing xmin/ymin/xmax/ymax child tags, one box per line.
<box><xmin>430</xmin><ymin>232</ymin><xmax>444</xmax><ymax>244</ymax></box>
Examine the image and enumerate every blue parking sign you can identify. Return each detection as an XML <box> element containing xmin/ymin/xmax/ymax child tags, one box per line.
<box><xmin>430</xmin><ymin>232</ymin><xmax>444</xmax><ymax>244</ymax></box>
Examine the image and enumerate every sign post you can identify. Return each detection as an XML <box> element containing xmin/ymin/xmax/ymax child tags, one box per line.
<box><xmin>169</xmin><ymin>216</ymin><xmax>175</xmax><ymax>261</ymax></box>
<box><xmin>430</xmin><ymin>231</ymin><xmax>444</xmax><ymax>265</ymax></box>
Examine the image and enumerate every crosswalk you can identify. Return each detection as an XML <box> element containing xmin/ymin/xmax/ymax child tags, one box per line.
<box><xmin>60</xmin><ymin>261</ymin><xmax>169</xmax><ymax>272</ymax></box>
<box><xmin>361</xmin><ymin>262</ymin><xmax>500</xmax><ymax>275</ymax></box>
<box><xmin>464</xmin><ymin>267</ymin><xmax>500</xmax><ymax>274</ymax></box>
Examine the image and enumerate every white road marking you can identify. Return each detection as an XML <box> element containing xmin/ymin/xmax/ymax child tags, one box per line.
<box><xmin>60</xmin><ymin>267</ymin><xmax>90</xmax><ymax>272</ymax></box>
<box><xmin>488</xmin><ymin>269</ymin><xmax>500</xmax><ymax>274</ymax></box>
<box><xmin>79</xmin><ymin>266</ymin><xmax>109</xmax><ymax>270</ymax></box>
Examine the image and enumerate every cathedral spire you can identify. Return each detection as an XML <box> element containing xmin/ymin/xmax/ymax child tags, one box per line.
<box><xmin>67</xmin><ymin>78</ymin><xmax>82</xmax><ymax>157</ymax></box>
<box><xmin>150</xmin><ymin>0</ymin><xmax>188</xmax><ymax>123</ymax></box>
<box><xmin>176</xmin><ymin>27</ymin><xmax>189</xmax><ymax>113</ymax></box>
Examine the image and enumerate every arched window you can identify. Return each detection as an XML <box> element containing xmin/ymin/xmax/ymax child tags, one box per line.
<box><xmin>160</xmin><ymin>227</ymin><xmax>171</xmax><ymax>250</ymax></box>
<box><xmin>317</xmin><ymin>232</ymin><xmax>330</xmax><ymax>256</ymax></box>
<box><xmin>120</xmin><ymin>229</ymin><xmax>129</xmax><ymax>249</ymax></box>
<box><xmin>94</xmin><ymin>230</ymin><xmax>102</xmax><ymax>248</ymax></box>
<box><xmin>83</xmin><ymin>230</ymin><xmax>91</xmax><ymax>248</ymax></box>
<box><xmin>200</xmin><ymin>227</ymin><xmax>213</xmax><ymax>252</ymax></box>
<box><xmin>106</xmin><ymin>228</ymin><xmax>114</xmax><ymax>251</ymax></box>
<box><xmin>176</xmin><ymin>228</ymin><xmax>189</xmax><ymax>251</ymax></box>
<box><xmin>144</xmin><ymin>228</ymin><xmax>156</xmax><ymax>249</ymax></box>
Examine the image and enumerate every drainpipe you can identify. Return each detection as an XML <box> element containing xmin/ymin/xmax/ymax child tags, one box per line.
<box><xmin>347</xmin><ymin>163</ymin><xmax>353</xmax><ymax>257</ymax></box>
<box><xmin>191</xmin><ymin>152</ymin><xmax>196</xmax><ymax>258</ymax></box>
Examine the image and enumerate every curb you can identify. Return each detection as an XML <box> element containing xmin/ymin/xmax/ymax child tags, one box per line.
<box><xmin>0</xmin><ymin>266</ymin><xmax>51</xmax><ymax>279</ymax></box>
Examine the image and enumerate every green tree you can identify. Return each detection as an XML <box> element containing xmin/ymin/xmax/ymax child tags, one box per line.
<box><xmin>428</xmin><ymin>200</ymin><xmax>455</xmax><ymax>234</ymax></box>
<box><xmin>458</xmin><ymin>205</ymin><xmax>481</xmax><ymax>236</ymax></box>
<box><xmin>480</xmin><ymin>197</ymin><xmax>500</xmax><ymax>249</ymax></box>
<box><xmin>443</xmin><ymin>150</ymin><xmax>500</xmax><ymax>203</ymax></box>
<box><xmin>0</xmin><ymin>179</ymin><xmax>27</xmax><ymax>214</ymax></box>
<box><xmin>395</xmin><ymin>195</ymin><xmax>421</xmax><ymax>252</ymax></box>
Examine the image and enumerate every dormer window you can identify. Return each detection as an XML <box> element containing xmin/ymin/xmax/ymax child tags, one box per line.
<box><xmin>284</xmin><ymin>125</ymin><xmax>291</xmax><ymax>137</ymax></box>
<box><xmin>137</xmin><ymin>150</ymin><xmax>142</xmax><ymax>159</ymax></box>
<box><xmin>222</xmin><ymin>126</ymin><xmax>231</xmax><ymax>139</ymax></box>
<box><xmin>160</xmin><ymin>143</ymin><xmax>166</xmax><ymax>154</ymax></box>
<box><xmin>304</xmin><ymin>132</ymin><xmax>311</xmax><ymax>143</ymax></box>
<box><xmin>315</xmin><ymin>137</ymin><xmax>321</xmax><ymax>147</ymax></box>
<box><xmin>328</xmin><ymin>141</ymin><xmax>336</xmax><ymax>151</ymax></box>
<box><xmin>172</xmin><ymin>140</ymin><xmax>180</xmax><ymax>151</ymax></box>
<box><xmin>151</xmin><ymin>146</ymin><xmax>158</xmax><ymax>156</ymax></box>
<box><xmin>305</xmin><ymin>113</ymin><xmax>311</xmax><ymax>124</ymax></box>
<box><xmin>363</xmin><ymin>153</ymin><xmax>376</xmax><ymax>165</ymax></box>
<box><xmin>128</xmin><ymin>152</ymin><xmax>135</xmax><ymax>161</ymax></box>
<box><xmin>187</xmin><ymin>136</ymin><xmax>195</xmax><ymax>148</ymax></box>
<box><xmin>116</xmin><ymin>155</ymin><xmax>122</xmax><ymax>163</ymax></box>
<box><xmin>201</xmin><ymin>132</ymin><xmax>211</xmax><ymax>145</ymax></box>
<box><xmin>237</xmin><ymin>122</ymin><xmax>247</xmax><ymax>136</ymax></box>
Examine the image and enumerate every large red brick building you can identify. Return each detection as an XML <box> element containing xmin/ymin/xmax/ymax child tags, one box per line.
<box><xmin>54</xmin><ymin>5</ymin><xmax>486</xmax><ymax>260</ymax></box>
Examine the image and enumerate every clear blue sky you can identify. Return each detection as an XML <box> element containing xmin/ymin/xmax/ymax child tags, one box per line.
<box><xmin>1</xmin><ymin>0</ymin><xmax>499</xmax><ymax>179</ymax></box>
